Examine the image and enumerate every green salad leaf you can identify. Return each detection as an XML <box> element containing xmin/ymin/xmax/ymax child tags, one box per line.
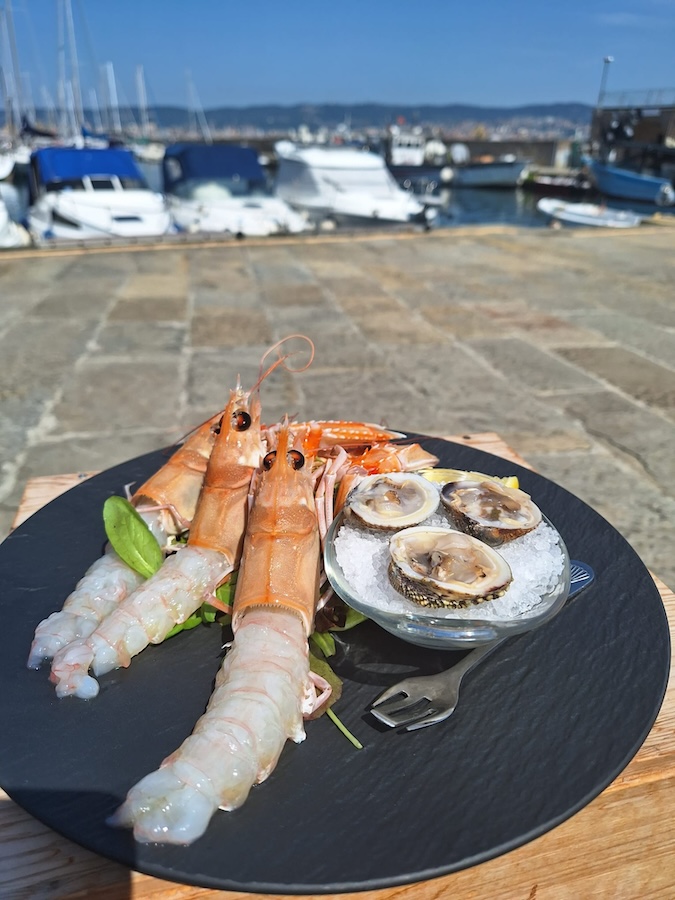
<box><xmin>103</xmin><ymin>496</ymin><xmax>163</xmax><ymax>578</ymax></box>
<box><xmin>165</xmin><ymin>604</ymin><xmax>231</xmax><ymax>639</ymax></box>
<box><xmin>215</xmin><ymin>572</ymin><xmax>238</xmax><ymax>610</ymax></box>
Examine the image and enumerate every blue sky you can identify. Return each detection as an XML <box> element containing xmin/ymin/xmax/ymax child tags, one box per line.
<box><xmin>7</xmin><ymin>0</ymin><xmax>675</xmax><ymax>109</ymax></box>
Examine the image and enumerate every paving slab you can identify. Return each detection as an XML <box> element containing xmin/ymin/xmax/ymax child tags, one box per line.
<box><xmin>557</xmin><ymin>346</ymin><xmax>675</xmax><ymax>417</ymax></box>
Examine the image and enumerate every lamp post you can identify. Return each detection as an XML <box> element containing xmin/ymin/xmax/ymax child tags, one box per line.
<box><xmin>597</xmin><ymin>56</ymin><xmax>614</xmax><ymax>108</ymax></box>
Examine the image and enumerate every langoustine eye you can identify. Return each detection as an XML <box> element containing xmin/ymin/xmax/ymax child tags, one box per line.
<box><xmin>287</xmin><ymin>450</ymin><xmax>304</xmax><ymax>470</ymax></box>
<box><xmin>263</xmin><ymin>451</ymin><xmax>277</xmax><ymax>470</ymax></box>
<box><xmin>232</xmin><ymin>410</ymin><xmax>252</xmax><ymax>431</ymax></box>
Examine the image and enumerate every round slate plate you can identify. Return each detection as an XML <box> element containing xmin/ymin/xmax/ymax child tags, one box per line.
<box><xmin>0</xmin><ymin>437</ymin><xmax>670</xmax><ymax>895</ymax></box>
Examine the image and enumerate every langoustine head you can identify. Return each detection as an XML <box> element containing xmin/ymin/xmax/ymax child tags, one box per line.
<box><xmin>232</xmin><ymin>419</ymin><xmax>321</xmax><ymax>636</ymax></box>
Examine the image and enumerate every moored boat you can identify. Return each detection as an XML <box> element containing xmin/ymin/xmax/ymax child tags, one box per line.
<box><xmin>27</xmin><ymin>147</ymin><xmax>172</xmax><ymax>243</ymax></box>
<box><xmin>536</xmin><ymin>197</ymin><xmax>643</xmax><ymax>228</ymax></box>
<box><xmin>163</xmin><ymin>143</ymin><xmax>310</xmax><ymax>237</ymax></box>
<box><xmin>450</xmin><ymin>158</ymin><xmax>529</xmax><ymax>188</ymax></box>
<box><xmin>0</xmin><ymin>195</ymin><xmax>31</xmax><ymax>248</ymax></box>
<box><xmin>274</xmin><ymin>140</ymin><xmax>437</xmax><ymax>227</ymax></box>
<box><xmin>522</xmin><ymin>170</ymin><xmax>593</xmax><ymax>199</ymax></box>
<box><xmin>586</xmin><ymin>158</ymin><xmax>675</xmax><ymax>206</ymax></box>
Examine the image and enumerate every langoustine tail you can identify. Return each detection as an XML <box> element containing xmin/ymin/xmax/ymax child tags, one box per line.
<box><xmin>110</xmin><ymin>608</ymin><xmax>310</xmax><ymax>844</ymax></box>
<box><xmin>27</xmin><ymin>508</ymin><xmax>173</xmax><ymax>669</ymax></box>
<box><xmin>49</xmin><ymin>546</ymin><xmax>231</xmax><ymax>699</ymax></box>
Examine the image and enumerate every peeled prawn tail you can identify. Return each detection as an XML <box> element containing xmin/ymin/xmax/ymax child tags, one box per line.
<box><xmin>49</xmin><ymin>546</ymin><xmax>233</xmax><ymax>699</ymax></box>
<box><xmin>27</xmin><ymin>508</ymin><xmax>170</xmax><ymax>669</ymax></box>
<box><xmin>109</xmin><ymin>608</ymin><xmax>312</xmax><ymax>844</ymax></box>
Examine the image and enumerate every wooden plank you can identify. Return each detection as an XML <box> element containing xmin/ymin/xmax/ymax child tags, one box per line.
<box><xmin>11</xmin><ymin>471</ymin><xmax>98</xmax><ymax>530</ymax></box>
<box><xmin>3</xmin><ymin>435</ymin><xmax>673</xmax><ymax>899</ymax></box>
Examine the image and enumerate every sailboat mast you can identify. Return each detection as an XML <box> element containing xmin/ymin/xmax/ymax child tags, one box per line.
<box><xmin>4</xmin><ymin>0</ymin><xmax>23</xmax><ymax>131</ymax></box>
<box><xmin>0</xmin><ymin>65</ymin><xmax>13</xmax><ymax>137</ymax></box>
<box><xmin>56</xmin><ymin>0</ymin><xmax>68</xmax><ymax>136</ymax></box>
<box><xmin>186</xmin><ymin>69</ymin><xmax>212</xmax><ymax>143</ymax></box>
<box><xmin>64</xmin><ymin>0</ymin><xmax>83</xmax><ymax>128</ymax></box>
<box><xmin>136</xmin><ymin>64</ymin><xmax>150</xmax><ymax>137</ymax></box>
<box><xmin>106</xmin><ymin>61</ymin><xmax>122</xmax><ymax>133</ymax></box>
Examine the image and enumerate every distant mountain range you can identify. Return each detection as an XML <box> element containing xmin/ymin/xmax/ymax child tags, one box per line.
<box><xmin>4</xmin><ymin>101</ymin><xmax>594</xmax><ymax>132</ymax></box>
<box><xmin>149</xmin><ymin>101</ymin><xmax>594</xmax><ymax>130</ymax></box>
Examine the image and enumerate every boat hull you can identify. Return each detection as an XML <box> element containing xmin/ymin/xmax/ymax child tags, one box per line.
<box><xmin>588</xmin><ymin>160</ymin><xmax>675</xmax><ymax>206</ymax></box>
<box><xmin>536</xmin><ymin>197</ymin><xmax>643</xmax><ymax>228</ymax></box>
<box><xmin>167</xmin><ymin>195</ymin><xmax>310</xmax><ymax>237</ymax></box>
<box><xmin>451</xmin><ymin>160</ymin><xmax>528</xmax><ymax>188</ymax></box>
<box><xmin>28</xmin><ymin>191</ymin><xmax>172</xmax><ymax>243</ymax></box>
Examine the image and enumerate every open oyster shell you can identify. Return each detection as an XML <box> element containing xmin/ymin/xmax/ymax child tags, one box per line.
<box><xmin>440</xmin><ymin>479</ymin><xmax>542</xmax><ymax>545</ymax></box>
<box><xmin>388</xmin><ymin>525</ymin><xmax>513</xmax><ymax>609</ymax></box>
<box><xmin>344</xmin><ymin>472</ymin><xmax>439</xmax><ymax>530</ymax></box>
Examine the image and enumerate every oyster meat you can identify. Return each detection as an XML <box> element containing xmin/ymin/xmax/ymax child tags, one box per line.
<box><xmin>440</xmin><ymin>479</ymin><xmax>541</xmax><ymax>545</ymax></box>
<box><xmin>388</xmin><ymin>525</ymin><xmax>513</xmax><ymax>608</ymax></box>
<box><xmin>345</xmin><ymin>472</ymin><xmax>439</xmax><ymax>530</ymax></box>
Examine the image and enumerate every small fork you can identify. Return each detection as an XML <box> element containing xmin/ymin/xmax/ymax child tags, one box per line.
<box><xmin>369</xmin><ymin>560</ymin><xmax>595</xmax><ymax>732</ymax></box>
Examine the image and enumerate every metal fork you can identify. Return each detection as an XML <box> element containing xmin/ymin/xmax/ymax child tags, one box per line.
<box><xmin>369</xmin><ymin>560</ymin><xmax>595</xmax><ymax>732</ymax></box>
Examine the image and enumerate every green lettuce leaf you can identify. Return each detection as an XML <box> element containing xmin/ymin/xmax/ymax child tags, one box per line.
<box><xmin>103</xmin><ymin>496</ymin><xmax>163</xmax><ymax>579</ymax></box>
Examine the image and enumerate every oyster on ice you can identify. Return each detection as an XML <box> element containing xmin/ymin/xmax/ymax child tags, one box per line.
<box><xmin>388</xmin><ymin>526</ymin><xmax>513</xmax><ymax>608</ymax></box>
<box><xmin>345</xmin><ymin>472</ymin><xmax>440</xmax><ymax>530</ymax></box>
<box><xmin>440</xmin><ymin>479</ymin><xmax>541</xmax><ymax>545</ymax></box>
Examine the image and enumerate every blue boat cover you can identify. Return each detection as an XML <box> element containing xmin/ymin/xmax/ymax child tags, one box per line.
<box><xmin>32</xmin><ymin>147</ymin><xmax>143</xmax><ymax>185</ymax></box>
<box><xmin>162</xmin><ymin>143</ymin><xmax>265</xmax><ymax>192</ymax></box>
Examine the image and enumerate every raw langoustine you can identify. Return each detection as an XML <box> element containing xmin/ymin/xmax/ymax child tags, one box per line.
<box><xmin>48</xmin><ymin>381</ymin><xmax>264</xmax><ymax>699</ymax></box>
<box><xmin>110</xmin><ymin>419</ymin><xmax>326</xmax><ymax>844</ymax></box>
<box><xmin>26</xmin><ymin>411</ymin><xmax>223</xmax><ymax>669</ymax></box>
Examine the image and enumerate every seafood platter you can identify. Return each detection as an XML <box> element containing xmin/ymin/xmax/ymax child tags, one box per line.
<box><xmin>0</xmin><ymin>337</ymin><xmax>669</xmax><ymax>894</ymax></box>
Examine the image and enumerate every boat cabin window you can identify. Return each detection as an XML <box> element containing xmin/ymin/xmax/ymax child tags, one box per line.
<box><xmin>119</xmin><ymin>176</ymin><xmax>147</xmax><ymax>190</ymax></box>
<box><xmin>319</xmin><ymin>167</ymin><xmax>399</xmax><ymax>195</ymax></box>
<box><xmin>174</xmin><ymin>176</ymin><xmax>270</xmax><ymax>200</ymax></box>
<box><xmin>90</xmin><ymin>177</ymin><xmax>116</xmax><ymax>191</ymax></box>
<box><xmin>44</xmin><ymin>178</ymin><xmax>86</xmax><ymax>192</ymax></box>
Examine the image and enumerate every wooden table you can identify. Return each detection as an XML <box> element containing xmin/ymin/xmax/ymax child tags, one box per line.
<box><xmin>2</xmin><ymin>434</ymin><xmax>674</xmax><ymax>899</ymax></box>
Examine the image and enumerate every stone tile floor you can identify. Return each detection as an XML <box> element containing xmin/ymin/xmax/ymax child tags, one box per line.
<box><xmin>1</xmin><ymin>224</ymin><xmax>674</xmax><ymax>587</ymax></box>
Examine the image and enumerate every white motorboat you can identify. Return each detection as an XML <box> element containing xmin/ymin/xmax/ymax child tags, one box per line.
<box><xmin>537</xmin><ymin>197</ymin><xmax>643</xmax><ymax>228</ymax></box>
<box><xmin>163</xmin><ymin>143</ymin><xmax>309</xmax><ymax>237</ymax></box>
<box><xmin>0</xmin><ymin>195</ymin><xmax>30</xmax><ymax>248</ymax></box>
<box><xmin>274</xmin><ymin>141</ymin><xmax>436</xmax><ymax>227</ymax></box>
<box><xmin>27</xmin><ymin>147</ymin><xmax>172</xmax><ymax>243</ymax></box>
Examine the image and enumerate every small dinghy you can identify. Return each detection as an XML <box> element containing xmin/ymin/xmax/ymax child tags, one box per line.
<box><xmin>537</xmin><ymin>197</ymin><xmax>643</xmax><ymax>228</ymax></box>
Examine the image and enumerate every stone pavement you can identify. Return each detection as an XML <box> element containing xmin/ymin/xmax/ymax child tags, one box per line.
<box><xmin>1</xmin><ymin>224</ymin><xmax>674</xmax><ymax>587</ymax></box>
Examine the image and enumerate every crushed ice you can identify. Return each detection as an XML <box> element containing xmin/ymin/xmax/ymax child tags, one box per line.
<box><xmin>333</xmin><ymin>505</ymin><xmax>565</xmax><ymax>622</ymax></box>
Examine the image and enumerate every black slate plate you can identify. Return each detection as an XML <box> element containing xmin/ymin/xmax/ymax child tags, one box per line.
<box><xmin>0</xmin><ymin>436</ymin><xmax>670</xmax><ymax>895</ymax></box>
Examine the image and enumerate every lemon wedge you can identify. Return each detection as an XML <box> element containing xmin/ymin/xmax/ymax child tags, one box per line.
<box><xmin>419</xmin><ymin>468</ymin><xmax>519</xmax><ymax>490</ymax></box>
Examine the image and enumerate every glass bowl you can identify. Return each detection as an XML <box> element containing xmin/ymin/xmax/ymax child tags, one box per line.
<box><xmin>323</xmin><ymin>511</ymin><xmax>571</xmax><ymax>650</ymax></box>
